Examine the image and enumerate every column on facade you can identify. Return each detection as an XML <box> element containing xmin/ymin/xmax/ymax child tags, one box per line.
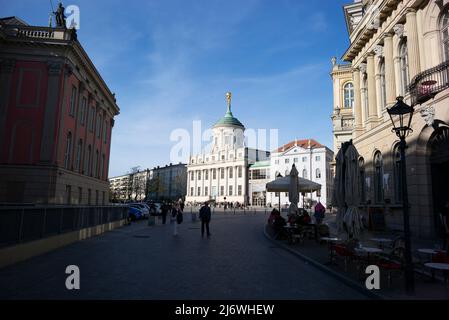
<box><xmin>225</xmin><ymin>167</ymin><xmax>229</xmax><ymax>197</ymax></box>
<box><xmin>374</xmin><ymin>46</ymin><xmax>384</xmax><ymax>117</ymax></box>
<box><xmin>201</xmin><ymin>169</ymin><xmax>205</xmax><ymax>197</ymax></box>
<box><xmin>366</xmin><ymin>53</ymin><xmax>378</xmax><ymax>123</ymax></box>
<box><xmin>406</xmin><ymin>8</ymin><xmax>421</xmax><ymax>80</ymax></box>
<box><xmin>359</xmin><ymin>67</ymin><xmax>367</xmax><ymax>125</ymax></box>
<box><xmin>236</xmin><ymin>165</ymin><xmax>240</xmax><ymax>199</ymax></box>
<box><xmin>352</xmin><ymin>67</ymin><xmax>363</xmax><ymax>136</ymax></box>
<box><xmin>186</xmin><ymin>170</ymin><xmax>190</xmax><ymax>197</ymax></box>
<box><xmin>209</xmin><ymin>168</ymin><xmax>213</xmax><ymax>199</ymax></box>
<box><xmin>383</xmin><ymin>33</ymin><xmax>397</xmax><ymax>106</ymax></box>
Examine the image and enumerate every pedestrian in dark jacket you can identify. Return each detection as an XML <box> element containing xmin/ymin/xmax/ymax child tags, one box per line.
<box><xmin>161</xmin><ymin>202</ymin><xmax>168</xmax><ymax>224</ymax></box>
<box><xmin>199</xmin><ymin>201</ymin><xmax>212</xmax><ymax>238</ymax></box>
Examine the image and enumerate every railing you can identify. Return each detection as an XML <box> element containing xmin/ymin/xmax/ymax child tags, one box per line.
<box><xmin>408</xmin><ymin>60</ymin><xmax>449</xmax><ymax>106</ymax></box>
<box><xmin>0</xmin><ymin>205</ymin><xmax>128</xmax><ymax>248</ymax></box>
<box><xmin>2</xmin><ymin>24</ymin><xmax>72</xmax><ymax>41</ymax></box>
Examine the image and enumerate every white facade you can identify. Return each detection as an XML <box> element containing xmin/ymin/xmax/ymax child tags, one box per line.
<box><xmin>186</xmin><ymin>93</ymin><xmax>270</xmax><ymax>205</ymax></box>
<box><xmin>267</xmin><ymin>139</ymin><xmax>334</xmax><ymax>208</ymax></box>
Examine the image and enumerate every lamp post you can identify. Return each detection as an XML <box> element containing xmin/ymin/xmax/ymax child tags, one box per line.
<box><xmin>387</xmin><ymin>96</ymin><xmax>415</xmax><ymax>295</ymax></box>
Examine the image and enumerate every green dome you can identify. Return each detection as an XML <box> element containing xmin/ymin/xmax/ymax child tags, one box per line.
<box><xmin>213</xmin><ymin>106</ymin><xmax>245</xmax><ymax>129</ymax></box>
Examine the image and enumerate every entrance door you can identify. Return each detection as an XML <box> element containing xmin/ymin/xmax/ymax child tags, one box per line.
<box><xmin>430</xmin><ymin>127</ymin><xmax>449</xmax><ymax>235</ymax></box>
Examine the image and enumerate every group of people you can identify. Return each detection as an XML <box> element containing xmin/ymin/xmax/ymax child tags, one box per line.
<box><xmin>154</xmin><ymin>200</ymin><xmax>212</xmax><ymax>238</ymax></box>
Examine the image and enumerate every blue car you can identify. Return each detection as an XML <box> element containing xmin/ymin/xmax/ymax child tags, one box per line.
<box><xmin>128</xmin><ymin>206</ymin><xmax>144</xmax><ymax>221</ymax></box>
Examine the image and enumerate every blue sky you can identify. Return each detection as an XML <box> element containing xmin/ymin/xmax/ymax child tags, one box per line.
<box><xmin>1</xmin><ymin>0</ymin><xmax>352</xmax><ymax>177</ymax></box>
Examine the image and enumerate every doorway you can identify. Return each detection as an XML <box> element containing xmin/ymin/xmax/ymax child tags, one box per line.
<box><xmin>430</xmin><ymin>127</ymin><xmax>449</xmax><ymax>236</ymax></box>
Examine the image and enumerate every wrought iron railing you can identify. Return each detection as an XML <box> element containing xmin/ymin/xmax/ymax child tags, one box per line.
<box><xmin>408</xmin><ymin>60</ymin><xmax>449</xmax><ymax>106</ymax></box>
<box><xmin>0</xmin><ymin>205</ymin><xmax>128</xmax><ymax>248</ymax></box>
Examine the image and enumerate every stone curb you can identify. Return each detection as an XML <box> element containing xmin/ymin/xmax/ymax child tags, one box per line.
<box><xmin>263</xmin><ymin>226</ymin><xmax>384</xmax><ymax>300</ymax></box>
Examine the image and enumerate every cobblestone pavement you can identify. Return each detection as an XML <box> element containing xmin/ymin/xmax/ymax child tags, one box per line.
<box><xmin>0</xmin><ymin>213</ymin><xmax>368</xmax><ymax>300</ymax></box>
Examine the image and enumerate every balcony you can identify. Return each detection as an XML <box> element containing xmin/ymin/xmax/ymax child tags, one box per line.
<box><xmin>408</xmin><ymin>60</ymin><xmax>449</xmax><ymax>106</ymax></box>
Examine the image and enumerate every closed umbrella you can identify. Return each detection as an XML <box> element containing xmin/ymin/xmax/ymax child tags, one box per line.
<box><xmin>332</xmin><ymin>145</ymin><xmax>346</xmax><ymax>233</ymax></box>
<box><xmin>288</xmin><ymin>164</ymin><xmax>299</xmax><ymax>215</ymax></box>
<box><xmin>343</xmin><ymin>144</ymin><xmax>363</xmax><ymax>238</ymax></box>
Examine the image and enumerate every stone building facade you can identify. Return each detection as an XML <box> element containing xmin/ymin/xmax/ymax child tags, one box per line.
<box><xmin>186</xmin><ymin>93</ymin><xmax>270</xmax><ymax>206</ymax></box>
<box><xmin>332</xmin><ymin>0</ymin><xmax>449</xmax><ymax>238</ymax></box>
<box><xmin>0</xmin><ymin>17</ymin><xmax>120</xmax><ymax>205</ymax></box>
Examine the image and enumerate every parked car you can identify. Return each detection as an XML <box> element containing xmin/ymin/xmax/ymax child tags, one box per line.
<box><xmin>128</xmin><ymin>206</ymin><xmax>144</xmax><ymax>221</ymax></box>
<box><xmin>146</xmin><ymin>202</ymin><xmax>163</xmax><ymax>215</ymax></box>
<box><xmin>129</xmin><ymin>203</ymin><xmax>149</xmax><ymax>218</ymax></box>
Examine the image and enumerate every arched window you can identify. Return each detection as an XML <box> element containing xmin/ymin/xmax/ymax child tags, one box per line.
<box><xmin>399</xmin><ymin>39</ymin><xmax>410</xmax><ymax>95</ymax></box>
<box><xmin>343</xmin><ymin>82</ymin><xmax>354</xmax><ymax>108</ymax></box>
<box><xmin>393</xmin><ymin>144</ymin><xmax>403</xmax><ymax>203</ymax></box>
<box><xmin>316</xmin><ymin>168</ymin><xmax>321</xmax><ymax>179</ymax></box>
<box><xmin>373</xmin><ymin>152</ymin><xmax>384</xmax><ymax>203</ymax></box>
<box><xmin>302</xmin><ymin>169</ymin><xmax>307</xmax><ymax>179</ymax></box>
<box><xmin>441</xmin><ymin>8</ymin><xmax>449</xmax><ymax>61</ymax></box>
<box><xmin>64</xmin><ymin>132</ymin><xmax>72</xmax><ymax>169</ymax></box>
<box><xmin>379</xmin><ymin>58</ymin><xmax>387</xmax><ymax>109</ymax></box>
<box><xmin>359</xmin><ymin>157</ymin><xmax>366</xmax><ymax>203</ymax></box>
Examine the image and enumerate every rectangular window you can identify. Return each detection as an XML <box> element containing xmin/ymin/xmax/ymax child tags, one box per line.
<box><xmin>79</xmin><ymin>97</ymin><xmax>87</xmax><ymax>125</ymax></box>
<box><xmin>205</xmin><ymin>170</ymin><xmax>209</xmax><ymax>180</ymax></box>
<box><xmin>66</xmin><ymin>185</ymin><xmax>72</xmax><ymax>205</ymax></box>
<box><xmin>103</xmin><ymin>120</ymin><xmax>108</xmax><ymax>144</ymax></box>
<box><xmin>197</xmin><ymin>187</ymin><xmax>201</xmax><ymax>196</ymax></box>
<box><xmin>213</xmin><ymin>169</ymin><xmax>217</xmax><ymax>179</ymax></box>
<box><xmin>64</xmin><ymin>133</ymin><xmax>72</xmax><ymax>170</ymax></box>
<box><xmin>302</xmin><ymin>157</ymin><xmax>307</xmax><ymax>162</ymax></box>
<box><xmin>96</xmin><ymin>114</ymin><xmax>102</xmax><ymax>138</ymax></box>
<box><xmin>229</xmin><ymin>186</ymin><xmax>233</xmax><ymax>196</ymax></box>
<box><xmin>205</xmin><ymin>187</ymin><xmax>209</xmax><ymax>196</ymax></box>
<box><xmin>251</xmin><ymin>169</ymin><xmax>267</xmax><ymax>180</ymax></box>
<box><xmin>69</xmin><ymin>86</ymin><xmax>77</xmax><ymax>116</ymax></box>
<box><xmin>88</xmin><ymin>107</ymin><xmax>95</xmax><ymax>132</ymax></box>
<box><xmin>191</xmin><ymin>187</ymin><xmax>194</xmax><ymax>196</ymax></box>
<box><xmin>285</xmin><ymin>158</ymin><xmax>290</xmax><ymax>164</ymax></box>
<box><xmin>229</xmin><ymin>168</ymin><xmax>233</xmax><ymax>179</ymax></box>
<box><xmin>75</xmin><ymin>139</ymin><xmax>82</xmax><ymax>172</ymax></box>
<box><xmin>221</xmin><ymin>168</ymin><xmax>224</xmax><ymax>179</ymax></box>
<box><xmin>220</xmin><ymin>186</ymin><xmax>224</xmax><ymax>196</ymax></box>
<box><xmin>316</xmin><ymin>156</ymin><xmax>321</xmax><ymax>161</ymax></box>
<box><xmin>238</xmin><ymin>166</ymin><xmax>242</xmax><ymax>178</ymax></box>
<box><xmin>78</xmin><ymin>187</ymin><xmax>82</xmax><ymax>204</ymax></box>
<box><xmin>238</xmin><ymin>185</ymin><xmax>242</xmax><ymax>196</ymax></box>
<box><xmin>198</xmin><ymin>171</ymin><xmax>201</xmax><ymax>180</ymax></box>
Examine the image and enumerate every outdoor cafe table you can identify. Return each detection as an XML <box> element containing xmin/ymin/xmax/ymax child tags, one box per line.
<box><xmin>424</xmin><ymin>263</ymin><xmax>449</xmax><ymax>286</ymax></box>
<box><xmin>418</xmin><ymin>249</ymin><xmax>438</xmax><ymax>262</ymax></box>
<box><xmin>283</xmin><ymin>225</ymin><xmax>298</xmax><ymax>243</ymax></box>
<box><xmin>370</xmin><ymin>238</ymin><xmax>393</xmax><ymax>249</ymax></box>
<box><xmin>320</xmin><ymin>237</ymin><xmax>342</xmax><ymax>265</ymax></box>
<box><xmin>355</xmin><ymin>247</ymin><xmax>383</xmax><ymax>263</ymax></box>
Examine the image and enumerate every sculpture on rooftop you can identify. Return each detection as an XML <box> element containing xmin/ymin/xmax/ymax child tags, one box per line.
<box><xmin>54</xmin><ymin>2</ymin><xmax>66</xmax><ymax>28</ymax></box>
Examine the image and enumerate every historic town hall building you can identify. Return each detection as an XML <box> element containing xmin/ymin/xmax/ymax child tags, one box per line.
<box><xmin>186</xmin><ymin>93</ymin><xmax>270</xmax><ymax>206</ymax></box>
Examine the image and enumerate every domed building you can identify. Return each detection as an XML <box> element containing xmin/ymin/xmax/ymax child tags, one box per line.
<box><xmin>186</xmin><ymin>93</ymin><xmax>270</xmax><ymax>206</ymax></box>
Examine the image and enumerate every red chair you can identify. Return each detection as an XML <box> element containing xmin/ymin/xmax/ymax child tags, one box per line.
<box><xmin>332</xmin><ymin>244</ymin><xmax>355</xmax><ymax>272</ymax></box>
<box><xmin>432</xmin><ymin>251</ymin><xmax>449</xmax><ymax>263</ymax></box>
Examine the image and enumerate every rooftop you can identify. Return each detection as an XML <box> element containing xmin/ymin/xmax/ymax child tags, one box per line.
<box><xmin>274</xmin><ymin>139</ymin><xmax>324</xmax><ymax>153</ymax></box>
<box><xmin>213</xmin><ymin>92</ymin><xmax>245</xmax><ymax>129</ymax></box>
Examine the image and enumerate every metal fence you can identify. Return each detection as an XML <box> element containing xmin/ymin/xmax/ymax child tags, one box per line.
<box><xmin>0</xmin><ymin>205</ymin><xmax>128</xmax><ymax>248</ymax></box>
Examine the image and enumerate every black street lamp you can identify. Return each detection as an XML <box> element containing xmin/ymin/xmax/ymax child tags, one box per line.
<box><xmin>387</xmin><ymin>96</ymin><xmax>415</xmax><ymax>295</ymax></box>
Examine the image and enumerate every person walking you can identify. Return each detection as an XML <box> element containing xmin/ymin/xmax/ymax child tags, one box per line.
<box><xmin>171</xmin><ymin>202</ymin><xmax>183</xmax><ymax>236</ymax></box>
<box><xmin>199</xmin><ymin>201</ymin><xmax>211</xmax><ymax>238</ymax></box>
<box><xmin>161</xmin><ymin>202</ymin><xmax>168</xmax><ymax>224</ymax></box>
<box><xmin>313</xmin><ymin>201</ymin><xmax>326</xmax><ymax>225</ymax></box>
